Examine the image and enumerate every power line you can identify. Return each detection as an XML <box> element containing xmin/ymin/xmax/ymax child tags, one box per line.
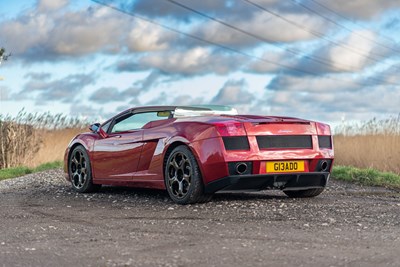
<box><xmin>290</xmin><ymin>0</ymin><xmax>400</xmax><ymax>55</ymax></box>
<box><xmin>166</xmin><ymin>0</ymin><xmax>399</xmax><ymax>85</ymax></box>
<box><xmin>90</xmin><ymin>0</ymin><xmax>316</xmax><ymax>75</ymax></box>
<box><xmin>91</xmin><ymin>0</ymin><xmax>397</xmax><ymax>88</ymax></box>
<box><xmin>243</xmin><ymin>0</ymin><xmax>398</xmax><ymax>70</ymax></box>
<box><xmin>307</xmin><ymin>0</ymin><xmax>400</xmax><ymax>49</ymax></box>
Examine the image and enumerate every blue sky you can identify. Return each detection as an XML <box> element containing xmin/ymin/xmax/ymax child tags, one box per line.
<box><xmin>0</xmin><ymin>0</ymin><xmax>399</xmax><ymax>125</ymax></box>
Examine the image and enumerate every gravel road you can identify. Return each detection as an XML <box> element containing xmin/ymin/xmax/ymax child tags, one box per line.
<box><xmin>0</xmin><ymin>169</ymin><xmax>399</xmax><ymax>267</ymax></box>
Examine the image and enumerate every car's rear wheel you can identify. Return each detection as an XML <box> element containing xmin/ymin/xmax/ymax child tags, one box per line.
<box><xmin>283</xmin><ymin>188</ymin><xmax>324</xmax><ymax>198</ymax></box>
<box><xmin>165</xmin><ymin>145</ymin><xmax>211</xmax><ymax>204</ymax></box>
<box><xmin>69</xmin><ymin>146</ymin><xmax>101</xmax><ymax>193</ymax></box>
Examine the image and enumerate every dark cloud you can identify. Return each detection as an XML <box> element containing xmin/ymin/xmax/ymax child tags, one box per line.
<box><xmin>385</xmin><ymin>17</ymin><xmax>400</xmax><ymax>30</ymax></box>
<box><xmin>0</xmin><ymin>2</ymin><xmax>175</xmax><ymax>62</ymax></box>
<box><xmin>1</xmin><ymin>0</ymin><xmax>399</xmax><ymax>123</ymax></box>
<box><xmin>23</xmin><ymin>72</ymin><xmax>52</xmax><ymax>80</ymax></box>
<box><xmin>286</xmin><ymin>30</ymin><xmax>399</xmax><ymax>76</ymax></box>
<box><xmin>133</xmin><ymin>71</ymin><xmax>162</xmax><ymax>91</ymax></box>
<box><xmin>266</xmin><ymin>74</ymin><xmax>360</xmax><ymax>93</ymax></box>
<box><xmin>303</xmin><ymin>0</ymin><xmax>400</xmax><ymax>20</ymax></box>
<box><xmin>18</xmin><ymin>73</ymin><xmax>95</xmax><ymax>102</ymax></box>
<box><xmin>211</xmin><ymin>79</ymin><xmax>254</xmax><ymax>105</ymax></box>
<box><xmin>136</xmin><ymin>48</ymin><xmax>247</xmax><ymax>76</ymax></box>
<box><xmin>89</xmin><ymin>85</ymin><xmax>142</xmax><ymax>104</ymax></box>
<box><xmin>124</xmin><ymin>0</ymin><xmax>253</xmax><ymax>21</ymax></box>
<box><xmin>257</xmin><ymin>69</ymin><xmax>400</xmax><ymax>122</ymax></box>
<box><xmin>89</xmin><ymin>86</ymin><xmax>121</xmax><ymax>103</ymax></box>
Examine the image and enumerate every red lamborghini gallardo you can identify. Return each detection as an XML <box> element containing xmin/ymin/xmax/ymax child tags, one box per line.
<box><xmin>64</xmin><ymin>105</ymin><xmax>334</xmax><ymax>204</ymax></box>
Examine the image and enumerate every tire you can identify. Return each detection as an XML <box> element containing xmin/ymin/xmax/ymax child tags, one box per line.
<box><xmin>164</xmin><ymin>145</ymin><xmax>211</xmax><ymax>204</ymax></box>
<box><xmin>283</xmin><ymin>188</ymin><xmax>324</xmax><ymax>198</ymax></box>
<box><xmin>69</xmin><ymin>146</ymin><xmax>101</xmax><ymax>193</ymax></box>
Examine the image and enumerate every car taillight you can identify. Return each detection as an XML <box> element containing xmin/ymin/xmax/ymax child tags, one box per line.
<box><xmin>214</xmin><ymin>121</ymin><xmax>247</xmax><ymax>136</ymax></box>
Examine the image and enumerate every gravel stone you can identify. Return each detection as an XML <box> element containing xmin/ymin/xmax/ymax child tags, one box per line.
<box><xmin>0</xmin><ymin>168</ymin><xmax>399</xmax><ymax>266</ymax></box>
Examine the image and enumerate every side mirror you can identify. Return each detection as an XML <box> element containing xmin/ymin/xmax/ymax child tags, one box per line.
<box><xmin>89</xmin><ymin>123</ymin><xmax>108</xmax><ymax>138</ymax></box>
<box><xmin>89</xmin><ymin>123</ymin><xmax>100</xmax><ymax>133</ymax></box>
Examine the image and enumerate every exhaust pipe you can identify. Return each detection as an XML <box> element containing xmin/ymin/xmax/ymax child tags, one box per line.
<box><xmin>235</xmin><ymin>163</ymin><xmax>248</xmax><ymax>175</ymax></box>
<box><xmin>320</xmin><ymin>160</ymin><xmax>328</xmax><ymax>172</ymax></box>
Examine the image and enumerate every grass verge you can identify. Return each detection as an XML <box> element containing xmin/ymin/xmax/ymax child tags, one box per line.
<box><xmin>0</xmin><ymin>161</ymin><xmax>63</xmax><ymax>181</ymax></box>
<box><xmin>332</xmin><ymin>165</ymin><xmax>400</xmax><ymax>189</ymax></box>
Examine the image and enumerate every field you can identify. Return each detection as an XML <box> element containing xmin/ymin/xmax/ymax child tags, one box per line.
<box><xmin>334</xmin><ymin>115</ymin><xmax>400</xmax><ymax>175</ymax></box>
<box><xmin>1</xmin><ymin>112</ymin><xmax>399</xmax><ymax>180</ymax></box>
<box><xmin>0</xmin><ymin>111</ymin><xmax>86</xmax><ymax>169</ymax></box>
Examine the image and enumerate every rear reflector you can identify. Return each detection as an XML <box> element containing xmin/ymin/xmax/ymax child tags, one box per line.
<box><xmin>318</xmin><ymin>136</ymin><xmax>332</xmax><ymax>149</ymax></box>
<box><xmin>257</xmin><ymin>135</ymin><xmax>312</xmax><ymax>149</ymax></box>
<box><xmin>222</xmin><ymin>136</ymin><xmax>250</xmax><ymax>150</ymax></box>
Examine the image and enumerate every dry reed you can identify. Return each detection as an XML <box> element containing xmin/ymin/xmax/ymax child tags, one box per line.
<box><xmin>30</xmin><ymin>128</ymin><xmax>84</xmax><ymax>167</ymax></box>
<box><xmin>0</xmin><ymin>110</ymin><xmax>87</xmax><ymax>169</ymax></box>
<box><xmin>334</xmin><ymin>114</ymin><xmax>400</xmax><ymax>174</ymax></box>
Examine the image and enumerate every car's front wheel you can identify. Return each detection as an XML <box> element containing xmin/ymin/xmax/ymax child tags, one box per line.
<box><xmin>283</xmin><ymin>188</ymin><xmax>324</xmax><ymax>198</ymax></box>
<box><xmin>69</xmin><ymin>145</ymin><xmax>101</xmax><ymax>193</ymax></box>
<box><xmin>164</xmin><ymin>145</ymin><xmax>211</xmax><ymax>204</ymax></box>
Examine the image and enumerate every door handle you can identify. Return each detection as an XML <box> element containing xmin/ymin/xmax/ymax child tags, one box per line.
<box><xmin>114</xmin><ymin>135</ymin><xmax>121</xmax><ymax>138</ymax></box>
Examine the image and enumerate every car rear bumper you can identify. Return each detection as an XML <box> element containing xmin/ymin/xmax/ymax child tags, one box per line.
<box><xmin>204</xmin><ymin>172</ymin><xmax>330</xmax><ymax>193</ymax></box>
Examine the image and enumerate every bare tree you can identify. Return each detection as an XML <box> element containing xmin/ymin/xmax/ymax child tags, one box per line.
<box><xmin>0</xmin><ymin>47</ymin><xmax>11</xmax><ymax>65</ymax></box>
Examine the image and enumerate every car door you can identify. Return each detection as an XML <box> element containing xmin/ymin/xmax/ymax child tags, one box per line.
<box><xmin>92</xmin><ymin>112</ymin><xmax>144</xmax><ymax>180</ymax></box>
<box><xmin>92</xmin><ymin>111</ymin><xmax>171</xmax><ymax>180</ymax></box>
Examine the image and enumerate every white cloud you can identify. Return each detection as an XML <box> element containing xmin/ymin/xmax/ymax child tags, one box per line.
<box><xmin>194</xmin><ymin>10</ymin><xmax>327</xmax><ymax>47</ymax></box>
<box><xmin>127</xmin><ymin>20</ymin><xmax>173</xmax><ymax>52</ymax></box>
<box><xmin>139</xmin><ymin>47</ymin><xmax>243</xmax><ymax>75</ymax></box>
<box><xmin>328</xmin><ymin>30</ymin><xmax>376</xmax><ymax>72</ymax></box>
<box><xmin>318</xmin><ymin>0</ymin><xmax>400</xmax><ymax>19</ymax></box>
<box><xmin>267</xmin><ymin>74</ymin><xmax>360</xmax><ymax>92</ymax></box>
<box><xmin>38</xmin><ymin>0</ymin><xmax>69</xmax><ymax>12</ymax></box>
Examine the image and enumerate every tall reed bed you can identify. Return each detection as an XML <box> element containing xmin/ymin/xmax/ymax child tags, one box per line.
<box><xmin>334</xmin><ymin>114</ymin><xmax>400</xmax><ymax>174</ymax></box>
<box><xmin>0</xmin><ymin>110</ymin><xmax>87</xmax><ymax>169</ymax></box>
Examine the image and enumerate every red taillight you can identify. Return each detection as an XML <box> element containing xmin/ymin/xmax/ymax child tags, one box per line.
<box><xmin>214</xmin><ymin>121</ymin><xmax>247</xmax><ymax>136</ymax></box>
<box><xmin>316</xmin><ymin>122</ymin><xmax>331</xmax><ymax>135</ymax></box>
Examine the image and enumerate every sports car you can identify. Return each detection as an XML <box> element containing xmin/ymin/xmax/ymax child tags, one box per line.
<box><xmin>64</xmin><ymin>105</ymin><xmax>334</xmax><ymax>204</ymax></box>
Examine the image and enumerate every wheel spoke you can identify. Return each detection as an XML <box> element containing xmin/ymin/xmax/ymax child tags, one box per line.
<box><xmin>170</xmin><ymin>158</ymin><xmax>179</xmax><ymax>170</ymax></box>
<box><xmin>169</xmin><ymin>175</ymin><xmax>178</xmax><ymax>184</ymax></box>
<box><xmin>78</xmin><ymin>152</ymin><xmax>84</xmax><ymax>165</ymax></box>
<box><xmin>178</xmin><ymin>181</ymin><xmax>183</xmax><ymax>196</ymax></box>
<box><xmin>79</xmin><ymin>174</ymin><xmax>85</xmax><ymax>186</ymax></box>
<box><xmin>71</xmin><ymin>157</ymin><xmax>79</xmax><ymax>165</ymax></box>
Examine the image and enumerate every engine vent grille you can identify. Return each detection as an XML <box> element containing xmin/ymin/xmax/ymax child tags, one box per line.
<box><xmin>256</xmin><ymin>135</ymin><xmax>312</xmax><ymax>149</ymax></box>
<box><xmin>318</xmin><ymin>136</ymin><xmax>332</xmax><ymax>149</ymax></box>
<box><xmin>222</xmin><ymin>136</ymin><xmax>250</xmax><ymax>150</ymax></box>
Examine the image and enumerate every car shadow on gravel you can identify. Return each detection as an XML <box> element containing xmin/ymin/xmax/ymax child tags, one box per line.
<box><xmin>94</xmin><ymin>186</ymin><xmax>169</xmax><ymax>199</ymax></box>
<box><xmin>77</xmin><ymin>185</ymin><xmax>289</xmax><ymax>203</ymax></box>
<box><xmin>213</xmin><ymin>191</ymin><xmax>287</xmax><ymax>202</ymax></box>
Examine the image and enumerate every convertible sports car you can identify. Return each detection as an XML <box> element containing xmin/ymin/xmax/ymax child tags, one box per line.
<box><xmin>64</xmin><ymin>105</ymin><xmax>334</xmax><ymax>204</ymax></box>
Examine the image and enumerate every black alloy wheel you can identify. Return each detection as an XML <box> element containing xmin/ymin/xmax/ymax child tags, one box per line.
<box><xmin>165</xmin><ymin>145</ymin><xmax>211</xmax><ymax>204</ymax></box>
<box><xmin>69</xmin><ymin>146</ymin><xmax>101</xmax><ymax>193</ymax></box>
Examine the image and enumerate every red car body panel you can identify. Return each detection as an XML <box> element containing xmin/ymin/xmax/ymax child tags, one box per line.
<box><xmin>64</xmin><ymin>106</ymin><xmax>334</xmax><ymax>192</ymax></box>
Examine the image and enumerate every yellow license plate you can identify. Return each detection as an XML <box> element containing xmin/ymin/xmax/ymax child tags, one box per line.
<box><xmin>266</xmin><ymin>161</ymin><xmax>305</xmax><ymax>173</ymax></box>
